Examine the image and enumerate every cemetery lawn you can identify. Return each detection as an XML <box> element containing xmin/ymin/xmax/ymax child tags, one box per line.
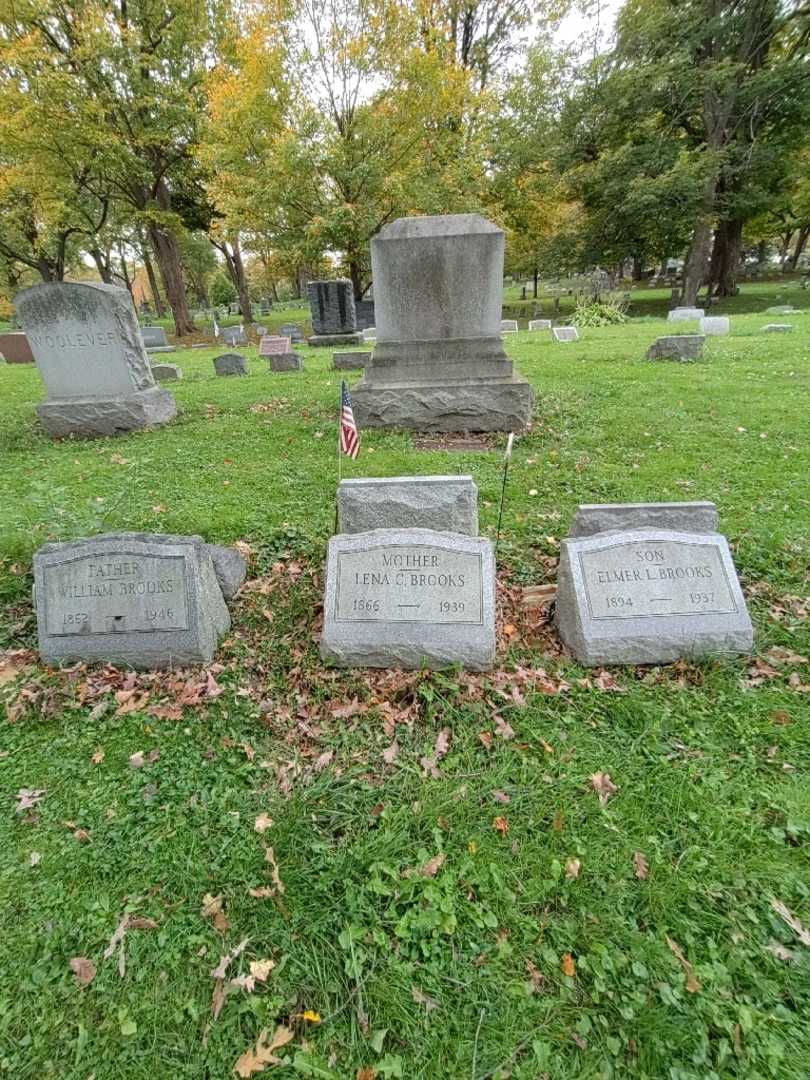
<box><xmin>1</xmin><ymin>285</ymin><xmax>810</xmax><ymax>1079</ymax></box>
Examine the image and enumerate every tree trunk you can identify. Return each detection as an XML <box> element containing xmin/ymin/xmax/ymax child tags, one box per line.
<box><xmin>348</xmin><ymin>258</ymin><xmax>363</xmax><ymax>301</ymax></box>
<box><xmin>271</xmin><ymin>281</ymin><xmax>279</xmax><ymax>302</ymax></box>
<box><xmin>142</xmin><ymin>250</ymin><xmax>164</xmax><ymax>316</ymax></box>
<box><xmin>632</xmin><ymin>256</ymin><xmax>643</xmax><ymax>281</ymax></box>
<box><xmin>708</xmin><ymin>218</ymin><xmax>743</xmax><ymax>297</ymax></box>
<box><xmin>756</xmin><ymin>239</ymin><xmax>767</xmax><ymax>267</ymax></box>
<box><xmin>779</xmin><ymin>230</ymin><xmax>794</xmax><ymax>269</ymax></box>
<box><xmin>36</xmin><ymin>259</ymin><xmax>55</xmax><ymax>282</ymax></box>
<box><xmin>681</xmin><ymin>201</ymin><xmax>716</xmax><ymax>306</ymax></box>
<box><xmin>789</xmin><ymin>226</ymin><xmax>810</xmax><ymax>271</ymax></box>
<box><xmin>230</xmin><ymin>238</ymin><xmax>252</xmax><ymax>324</ymax></box>
<box><xmin>90</xmin><ymin>248</ymin><xmax>114</xmax><ymax>284</ymax></box>
<box><xmin>148</xmin><ymin>224</ymin><xmax>196</xmax><ymax>335</ymax></box>
<box><xmin>533</xmin><ymin>266</ymin><xmax>539</xmax><ymax>298</ymax></box>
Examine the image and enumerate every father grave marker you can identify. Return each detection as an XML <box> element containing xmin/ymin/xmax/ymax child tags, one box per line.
<box><xmin>16</xmin><ymin>282</ymin><xmax>176</xmax><ymax>438</ymax></box>
<box><xmin>33</xmin><ymin>532</ymin><xmax>236</xmax><ymax>668</ymax></box>
<box><xmin>321</xmin><ymin>528</ymin><xmax>495</xmax><ymax>669</ymax></box>
<box><xmin>555</xmin><ymin>528</ymin><xmax>753</xmax><ymax>665</ymax></box>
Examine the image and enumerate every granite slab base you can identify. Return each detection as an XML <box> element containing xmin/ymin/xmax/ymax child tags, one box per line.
<box><xmin>36</xmin><ymin>386</ymin><xmax>177</xmax><ymax>438</ymax></box>
<box><xmin>146</xmin><ymin>345</ymin><xmax>177</xmax><ymax>354</ymax></box>
<box><xmin>307</xmin><ymin>332</ymin><xmax>365</xmax><ymax>348</ymax></box>
<box><xmin>351</xmin><ymin>376</ymin><xmax>533</xmax><ymax>432</ymax></box>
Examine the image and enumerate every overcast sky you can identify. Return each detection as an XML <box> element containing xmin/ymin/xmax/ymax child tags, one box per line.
<box><xmin>554</xmin><ymin>0</ymin><xmax>622</xmax><ymax>52</ymax></box>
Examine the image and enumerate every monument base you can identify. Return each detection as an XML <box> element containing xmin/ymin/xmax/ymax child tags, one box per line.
<box><xmin>307</xmin><ymin>332</ymin><xmax>364</xmax><ymax>347</ymax></box>
<box><xmin>146</xmin><ymin>345</ymin><xmax>177</xmax><ymax>354</ymax></box>
<box><xmin>351</xmin><ymin>375</ymin><xmax>534</xmax><ymax>432</ymax></box>
<box><xmin>37</xmin><ymin>386</ymin><xmax>177</xmax><ymax>438</ymax></box>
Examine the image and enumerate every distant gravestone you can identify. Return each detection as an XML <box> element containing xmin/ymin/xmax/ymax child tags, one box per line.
<box><xmin>700</xmin><ymin>316</ymin><xmax>730</xmax><ymax>336</ymax></box>
<box><xmin>763</xmin><ymin>323</ymin><xmax>794</xmax><ymax>333</ymax></box>
<box><xmin>528</xmin><ymin>319</ymin><xmax>552</xmax><ymax>331</ymax></box>
<box><xmin>570</xmin><ymin>502</ymin><xmax>719</xmax><ymax>538</ymax></box>
<box><xmin>338</xmin><ymin>476</ymin><xmax>479</xmax><ymax>535</ymax></box>
<box><xmin>33</xmin><ymin>532</ymin><xmax>235</xmax><ymax>668</ymax></box>
<box><xmin>214</xmin><ymin>353</ymin><xmax>248</xmax><ymax>376</ymax></box>
<box><xmin>141</xmin><ymin>326</ymin><xmax>176</xmax><ymax>353</ymax></box>
<box><xmin>333</xmin><ymin>351</ymin><xmax>371</xmax><ymax>370</ymax></box>
<box><xmin>362</xmin><ymin>327</ymin><xmax>377</xmax><ymax>342</ymax></box>
<box><xmin>355</xmin><ymin>299</ymin><xmax>376</xmax><ymax>330</ymax></box>
<box><xmin>151</xmin><ymin>363</ymin><xmax>182</xmax><ymax>382</ymax></box>
<box><xmin>255</xmin><ymin>324</ymin><xmax>268</xmax><ymax>337</ymax></box>
<box><xmin>555</xmin><ymin>528</ymin><xmax>754</xmax><ymax>665</ymax></box>
<box><xmin>765</xmin><ymin>306</ymin><xmax>796</xmax><ymax>315</ymax></box>
<box><xmin>320</xmin><ymin>528</ymin><xmax>495</xmax><ymax>669</ymax></box>
<box><xmin>552</xmin><ymin>326</ymin><xmax>579</xmax><ymax>343</ymax></box>
<box><xmin>646</xmin><ymin>335</ymin><xmax>704</xmax><ymax>362</ymax></box>
<box><xmin>221</xmin><ymin>325</ymin><xmax>247</xmax><ymax>347</ymax></box>
<box><xmin>269</xmin><ymin>352</ymin><xmax>303</xmax><ymax>372</ymax></box>
<box><xmin>668</xmin><ymin>307</ymin><xmax>705</xmax><ymax>322</ymax></box>
<box><xmin>0</xmin><ymin>331</ymin><xmax>35</xmax><ymax>363</ymax></box>
<box><xmin>16</xmin><ymin>282</ymin><xmax>176</xmax><ymax>438</ymax></box>
<box><xmin>307</xmin><ymin>280</ymin><xmax>363</xmax><ymax>346</ymax></box>
<box><xmin>259</xmin><ymin>335</ymin><xmax>292</xmax><ymax>356</ymax></box>
<box><xmin>279</xmin><ymin>323</ymin><xmax>305</xmax><ymax>343</ymax></box>
<box><xmin>500</xmin><ymin>319</ymin><xmax>519</xmax><ymax>333</ymax></box>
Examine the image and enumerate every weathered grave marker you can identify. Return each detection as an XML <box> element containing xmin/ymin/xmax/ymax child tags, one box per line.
<box><xmin>667</xmin><ymin>307</ymin><xmax>705</xmax><ymax>322</ymax></box>
<box><xmin>33</xmin><ymin>532</ymin><xmax>239</xmax><ymax>668</ymax></box>
<box><xmin>140</xmin><ymin>326</ymin><xmax>176</xmax><ymax>353</ymax></box>
<box><xmin>0</xmin><ymin>331</ymin><xmax>35</xmax><ymax>363</ymax></box>
<box><xmin>332</xmin><ymin>351</ymin><xmax>371</xmax><ymax>371</ymax></box>
<box><xmin>555</xmin><ymin>528</ymin><xmax>753</xmax><ymax>665</ymax></box>
<box><xmin>646</xmin><ymin>335</ymin><xmax>704</xmax><ymax>361</ymax></box>
<box><xmin>151</xmin><ymin>363</ymin><xmax>182</xmax><ymax>382</ymax></box>
<box><xmin>763</xmin><ymin>323</ymin><xmax>794</xmax><ymax>333</ymax></box>
<box><xmin>321</xmin><ymin>528</ymin><xmax>495</xmax><ymax>669</ymax></box>
<box><xmin>307</xmin><ymin>280</ymin><xmax>363</xmax><ymax>347</ymax></box>
<box><xmin>221</xmin><ymin>325</ymin><xmax>247</xmax><ymax>347</ymax></box>
<box><xmin>16</xmin><ymin>282</ymin><xmax>176</xmax><ymax>438</ymax></box>
<box><xmin>501</xmin><ymin>319</ymin><xmax>518</xmax><ymax>333</ymax></box>
<box><xmin>552</xmin><ymin>326</ymin><xmax>579</xmax><ymax>343</ymax></box>
<box><xmin>570</xmin><ymin>501</ymin><xmax>719</xmax><ymax>538</ymax></box>
<box><xmin>259</xmin><ymin>335</ymin><xmax>292</xmax><ymax>356</ymax></box>
<box><xmin>528</xmin><ymin>319</ymin><xmax>552</xmax><ymax>331</ymax></box>
<box><xmin>214</xmin><ymin>353</ymin><xmax>248</xmax><ymax>376</ymax></box>
<box><xmin>338</xmin><ymin>476</ymin><xmax>479</xmax><ymax>535</ymax></box>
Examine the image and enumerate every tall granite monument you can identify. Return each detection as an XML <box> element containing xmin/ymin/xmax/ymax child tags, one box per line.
<box><xmin>351</xmin><ymin>214</ymin><xmax>533</xmax><ymax>431</ymax></box>
<box><xmin>307</xmin><ymin>280</ymin><xmax>363</xmax><ymax>347</ymax></box>
<box><xmin>16</xmin><ymin>282</ymin><xmax>176</xmax><ymax>438</ymax></box>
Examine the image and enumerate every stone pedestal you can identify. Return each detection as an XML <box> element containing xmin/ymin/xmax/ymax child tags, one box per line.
<box><xmin>351</xmin><ymin>214</ymin><xmax>533</xmax><ymax>432</ymax></box>
<box><xmin>16</xmin><ymin>282</ymin><xmax>176</xmax><ymax>439</ymax></box>
<box><xmin>308</xmin><ymin>332</ymin><xmax>364</xmax><ymax>348</ymax></box>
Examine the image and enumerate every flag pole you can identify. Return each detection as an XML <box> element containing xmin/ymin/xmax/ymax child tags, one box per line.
<box><xmin>334</xmin><ymin>382</ymin><xmax>344</xmax><ymax>535</ymax></box>
<box><xmin>495</xmin><ymin>432</ymin><xmax>514</xmax><ymax>556</ymax></box>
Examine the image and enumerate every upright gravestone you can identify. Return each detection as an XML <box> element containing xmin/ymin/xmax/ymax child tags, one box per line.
<box><xmin>16</xmin><ymin>282</ymin><xmax>176</xmax><ymax>438</ymax></box>
<box><xmin>338</xmin><ymin>476</ymin><xmax>479</xmax><ymax>535</ymax></box>
<box><xmin>33</xmin><ymin>532</ymin><xmax>241</xmax><ymax>668</ymax></box>
<box><xmin>307</xmin><ymin>280</ymin><xmax>363</xmax><ymax>347</ymax></box>
<box><xmin>528</xmin><ymin>320</ymin><xmax>551</xmax><ymax>331</ymax></box>
<box><xmin>0</xmin><ymin>331</ymin><xmax>35</xmax><ymax>363</ymax></box>
<box><xmin>351</xmin><ymin>214</ymin><xmax>533</xmax><ymax>432</ymax></box>
<box><xmin>552</xmin><ymin>326</ymin><xmax>579</xmax><ymax>343</ymax></box>
<box><xmin>333</xmin><ymin>351</ymin><xmax>371</xmax><ymax>371</ymax></box>
<box><xmin>260</xmin><ymin>335</ymin><xmax>301</xmax><ymax>371</ymax></box>
<box><xmin>151</xmin><ymin>363</ymin><xmax>182</xmax><ymax>382</ymax></box>
<box><xmin>570</xmin><ymin>501</ymin><xmax>719</xmax><ymax>537</ymax></box>
<box><xmin>214</xmin><ymin>353</ymin><xmax>248</xmax><ymax>376</ymax></box>
<box><xmin>140</xmin><ymin>326</ymin><xmax>176</xmax><ymax>354</ymax></box>
<box><xmin>668</xmin><ymin>307</ymin><xmax>705</xmax><ymax>322</ymax></box>
<box><xmin>646</xmin><ymin>335</ymin><xmax>704</xmax><ymax>362</ymax></box>
<box><xmin>320</xmin><ymin>528</ymin><xmax>495</xmax><ymax>669</ymax></box>
<box><xmin>700</xmin><ymin>316</ymin><xmax>730</xmax><ymax>336</ymax></box>
<box><xmin>500</xmin><ymin>319</ymin><xmax>518</xmax><ymax>333</ymax></box>
<box><xmin>280</xmin><ymin>323</ymin><xmax>305</xmax><ymax>344</ymax></box>
<box><xmin>555</xmin><ymin>528</ymin><xmax>753</xmax><ymax>665</ymax></box>
<box><xmin>221</xmin><ymin>325</ymin><xmax>247</xmax><ymax>347</ymax></box>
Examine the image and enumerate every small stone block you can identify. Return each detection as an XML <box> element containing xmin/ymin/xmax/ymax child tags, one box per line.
<box><xmin>765</xmin><ymin>306</ymin><xmax>796</xmax><ymax>315</ymax></box>
<box><xmin>555</xmin><ymin>528</ymin><xmax>754</xmax><ymax>665</ymax></box>
<box><xmin>362</xmin><ymin>327</ymin><xmax>377</xmax><ymax>341</ymax></box>
<box><xmin>206</xmin><ymin>544</ymin><xmax>247</xmax><ymax>599</ymax></box>
<box><xmin>333</xmin><ymin>351</ymin><xmax>371</xmax><ymax>370</ymax></box>
<box><xmin>151</xmin><ymin>363</ymin><xmax>182</xmax><ymax>382</ymax></box>
<box><xmin>528</xmin><ymin>320</ymin><xmax>551</xmax><ymax>331</ymax></box>
<box><xmin>214</xmin><ymin>353</ymin><xmax>248</xmax><ymax>376</ymax></box>
<box><xmin>668</xmin><ymin>307</ymin><xmax>705</xmax><ymax>321</ymax></box>
<box><xmin>259</xmin><ymin>335</ymin><xmax>292</xmax><ymax>356</ymax></box>
<box><xmin>763</xmin><ymin>323</ymin><xmax>794</xmax><ymax>333</ymax></box>
<box><xmin>646</xmin><ymin>335</ymin><xmax>704</xmax><ymax>361</ymax></box>
<box><xmin>141</xmin><ymin>325</ymin><xmax>169</xmax><ymax>348</ymax></box>
<box><xmin>569</xmin><ymin>501</ymin><xmax>719</xmax><ymax>537</ymax></box>
<box><xmin>501</xmin><ymin>319</ymin><xmax>518</xmax><ymax>333</ymax></box>
<box><xmin>700</xmin><ymin>316</ymin><xmax>730</xmax><ymax>336</ymax></box>
<box><xmin>34</xmin><ymin>532</ymin><xmax>231</xmax><ymax>669</ymax></box>
<box><xmin>552</xmin><ymin>326</ymin><xmax>579</xmax><ymax>342</ymax></box>
<box><xmin>320</xmin><ymin>528</ymin><xmax>496</xmax><ymax>669</ymax></box>
<box><xmin>307</xmin><ymin>332</ymin><xmax>365</xmax><ymax>348</ymax></box>
<box><xmin>338</xmin><ymin>475</ymin><xmax>478</xmax><ymax>535</ymax></box>
<box><xmin>269</xmin><ymin>353</ymin><xmax>302</xmax><ymax>372</ymax></box>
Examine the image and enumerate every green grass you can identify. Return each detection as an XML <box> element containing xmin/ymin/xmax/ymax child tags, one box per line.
<box><xmin>1</xmin><ymin>281</ymin><xmax>809</xmax><ymax>1079</ymax></box>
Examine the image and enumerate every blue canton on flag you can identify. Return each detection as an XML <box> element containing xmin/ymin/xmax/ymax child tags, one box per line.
<box><xmin>340</xmin><ymin>380</ymin><xmax>360</xmax><ymax>459</ymax></box>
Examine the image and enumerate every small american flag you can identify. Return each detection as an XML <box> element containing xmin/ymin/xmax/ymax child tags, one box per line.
<box><xmin>340</xmin><ymin>380</ymin><xmax>360</xmax><ymax>459</ymax></box>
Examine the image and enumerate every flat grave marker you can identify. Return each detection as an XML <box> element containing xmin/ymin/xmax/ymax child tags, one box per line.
<box><xmin>528</xmin><ymin>319</ymin><xmax>552</xmax><ymax>331</ymax></box>
<box><xmin>552</xmin><ymin>326</ymin><xmax>579</xmax><ymax>343</ymax></box>
<box><xmin>668</xmin><ymin>307</ymin><xmax>705</xmax><ymax>322</ymax></box>
<box><xmin>338</xmin><ymin>476</ymin><xmax>478</xmax><ymax>535</ymax></box>
<box><xmin>500</xmin><ymin>319</ymin><xmax>518</xmax><ymax>333</ymax></box>
<box><xmin>700</xmin><ymin>316</ymin><xmax>730</xmax><ymax>336</ymax></box>
<box><xmin>646</xmin><ymin>335</ymin><xmax>704</xmax><ymax>362</ymax></box>
<box><xmin>259</xmin><ymin>335</ymin><xmax>293</xmax><ymax>356</ymax></box>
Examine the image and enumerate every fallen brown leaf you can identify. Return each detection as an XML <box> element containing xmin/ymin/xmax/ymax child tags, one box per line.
<box><xmin>265</xmin><ymin>847</ymin><xmax>285</xmax><ymax>894</ymax></box>
<box><xmin>590</xmin><ymin>772</ymin><xmax>618</xmax><ymax>806</ymax></box>
<box><xmin>561</xmin><ymin>952</ymin><xmax>576</xmax><ymax>978</ymax></box>
<box><xmin>411</xmin><ymin>985</ymin><xmax>440</xmax><ymax>1012</ymax></box>
<box><xmin>408</xmin><ymin>852</ymin><xmax>446</xmax><ymax>878</ymax></box>
<box><xmin>381</xmin><ymin>741</ymin><xmax>399</xmax><ymax>764</ymax></box>
<box><xmin>525</xmin><ymin>959</ymin><xmax>544</xmax><ymax>993</ymax></box>
<box><xmin>250</xmin><ymin>959</ymin><xmax>275</xmax><ymax>982</ymax></box>
<box><xmin>313</xmin><ymin>749</ymin><xmax>333</xmax><ymax>772</ymax></box>
<box><xmin>477</xmin><ymin>731</ymin><xmax>493</xmax><ymax>750</ymax></box>
<box><xmin>254</xmin><ymin>814</ymin><xmax>274</xmax><ymax>834</ymax></box>
<box><xmin>233</xmin><ymin>1025</ymin><xmax>294</xmax><ymax>1077</ymax></box>
<box><xmin>565</xmin><ymin>857</ymin><xmax>581</xmax><ymax>880</ymax></box>
<box><xmin>15</xmin><ymin>788</ymin><xmax>45</xmax><ymax>812</ymax></box>
<box><xmin>770</xmin><ymin>898</ymin><xmax>810</xmax><ymax>947</ymax></box>
<box><xmin>91</xmin><ymin>747</ymin><xmax>105</xmax><ymax>765</ymax></box>
<box><xmin>494</xmin><ymin>715</ymin><xmax>515</xmax><ymax>740</ymax></box>
<box><xmin>493</xmin><ymin>816</ymin><xmax>509</xmax><ymax>835</ymax></box>
<box><xmin>666</xmin><ymin>936</ymin><xmax>701</xmax><ymax>992</ymax></box>
<box><xmin>491</xmin><ymin>790</ymin><xmax>511</xmax><ymax>804</ymax></box>
<box><xmin>69</xmin><ymin>957</ymin><xmax>96</xmax><ymax>986</ymax></box>
<box><xmin>633</xmin><ymin>851</ymin><xmax>649</xmax><ymax>880</ymax></box>
<box><xmin>201</xmin><ymin>893</ymin><xmax>230</xmax><ymax>933</ymax></box>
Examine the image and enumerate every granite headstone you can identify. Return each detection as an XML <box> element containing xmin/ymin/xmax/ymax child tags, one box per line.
<box><xmin>500</xmin><ymin>319</ymin><xmax>518</xmax><ymax>333</ymax></box>
<box><xmin>307</xmin><ymin>280</ymin><xmax>363</xmax><ymax>347</ymax></box>
<box><xmin>528</xmin><ymin>320</ymin><xmax>552</xmax><ymax>331</ymax></box>
<box><xmin>0</xmin><ymin>331</ymin><xmax>35</xmax><ymax>363</ymax></box>
<box><xmin>700</xmin><ymin>316</ymin><xmax>730</xmax><ymax>336</ymax></box>
<box><xmin>668</xmin><ymin>307</ymin><xmax>705</xmax><ymax>322</ymax></box>
<box><xmin>338</xmin><ymin>476</ymin><xmax>479</xmax><ymax>535</ymax></box>
<box><xmin>552</xmin><ymin>326</ymin><xmax>579</xmax><ymax>342</ymax></box>
<box><xmin>16</xmin><ymin>282</ymin><xmax>176</xmax><ymax>438</ymax></box>
<box><xmin>646</xmin><ymin>335</ymin><xmax>704</xmax><ymax>361</ymax></box>
<box><xmin>570</xmin><ymin>501</ymin><xmax>719</xmax><ymax>538</ymax></box>
<box><xmin>555</xmin><ymin>528</ymin><xmax>753</xmax><ymax>665</ymax></box>
<box><xmin>333</xmin><ymin>351</ymin><xmax>371</xmax><ymax>370</ymax></box>
<box><xmin>214</xmin><ymin>353</ymin><xmax>248</xmax><ymax>376</ymax></box>
<box><xmin>321</xmin><ymin>528</ymin><xmax>495</xmax><ymax>669</ymax></box>
<box><xmin>151</xmin><ymin>363</ymin><xmax>182</xmax><ymax>382</ymax></box>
